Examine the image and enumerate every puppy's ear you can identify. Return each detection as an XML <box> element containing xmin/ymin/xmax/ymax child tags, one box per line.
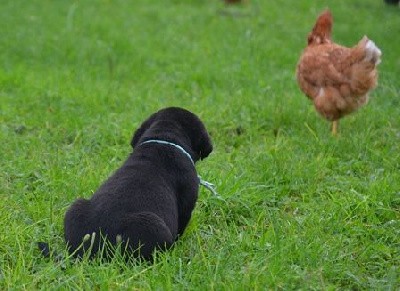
<box><xmin>200</xmin><ymin>136</ymin><xmax>213</xmax><ymax>159</ymax></box>
<box><xmin>130</xmin><ymin>113</ymin><xmax>158</xmax><ymax>148</ymax></box>
<box><xmin>197</xmin><ymin>130</ymin><xmax>213</xmax><ymax>160</ymax></box>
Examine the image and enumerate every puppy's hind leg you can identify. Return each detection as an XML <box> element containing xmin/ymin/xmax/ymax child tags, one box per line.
<box><xmin>118</xmin><ymin>212</ymin><xmax>174</xmax><ymax>261</ymax></box>
<box><xmin>64</xmin><ymin>198</ymin><xmax>94</xmax><ymax>258</ymax></box>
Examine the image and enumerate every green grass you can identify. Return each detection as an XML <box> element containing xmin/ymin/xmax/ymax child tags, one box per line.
<box><xmin>1</xmin><ymin>0</ymin><xmax>399</xmax><ymax>289</ymax></box>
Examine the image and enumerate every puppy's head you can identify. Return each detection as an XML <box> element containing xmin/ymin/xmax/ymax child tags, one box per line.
<box><xmin>131</xmin><ymin>107</ymin><xmax>213</xmax><ymax>161</ymax></box>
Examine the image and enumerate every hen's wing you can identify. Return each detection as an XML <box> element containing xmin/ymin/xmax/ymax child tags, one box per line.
<box><xmin>298</xmin><ymin>44</ymin><xmax>349</xmax><ymax>88</ymax></box>
<box><xmin>297</xmin><ymin>37</ymin><xmax>381</xmax><ymax>99</ymax></box>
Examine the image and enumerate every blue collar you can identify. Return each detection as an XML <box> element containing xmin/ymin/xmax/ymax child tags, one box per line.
<box><xmin>138</xmin><ymin>139</ymin><xmax>218</xmax><ymax>196</ymax></box>
<box><xmin>139</xmin><ymin>139</ymin><xmax>194</xmax><ymax>165</ymax></box>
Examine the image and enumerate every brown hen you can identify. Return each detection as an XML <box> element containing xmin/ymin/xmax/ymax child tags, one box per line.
<box><xmin>296</xmin><ymin>10</ymin><xmax>381</xmax><ymax>135</ymax></box>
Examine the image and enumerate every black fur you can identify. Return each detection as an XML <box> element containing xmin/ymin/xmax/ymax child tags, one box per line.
<box><xmin>64</xmin><ymin>107</ymin><xmax>213</xmax><ymax>261</ymax></box>
<box><xmin>384</xmin><ymin>0</ymin><xmax>399</xmax><ymax>5</ymax></box>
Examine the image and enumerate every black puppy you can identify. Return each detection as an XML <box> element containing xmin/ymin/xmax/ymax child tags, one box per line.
<box><xmin>64</xmin><ymin>107</ymin><xmax>213</xmax><ymax>261</ymax></box>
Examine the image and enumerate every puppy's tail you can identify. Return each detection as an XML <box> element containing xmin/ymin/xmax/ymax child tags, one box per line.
<box><xmin>37</xmin><ymin>241</ymin><xmax>66</xmax><ymax>265</ymax></box>
<box><xmin>38</xmin><ymin>241</ymin><xmax>51</xmax><ymax>258</ymax></box>
<box><xmin>37</xmin><ymin>231</ymin><xmax>97</xmax><ymax>264</ymax></box>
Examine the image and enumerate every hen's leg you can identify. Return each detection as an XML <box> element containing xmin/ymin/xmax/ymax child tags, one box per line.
<box><xmin>332</xmin><ymin>120</ymin><xmax>339</xmax><ymax>136</ymax></box>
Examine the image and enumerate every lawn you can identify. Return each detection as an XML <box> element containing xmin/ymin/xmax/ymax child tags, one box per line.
<box><xmin>0</xmin><ymin>0</ymin><xmax>399</xmax><ymax>289</ymax></box>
